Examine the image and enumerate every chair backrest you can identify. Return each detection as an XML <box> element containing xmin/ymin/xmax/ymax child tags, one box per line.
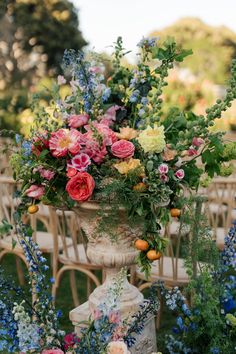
<box><xmin>48</xmin><ymin>206</ymin><xmax>85</xmax><ymax>264</ymax></box>
<box><xmin>0</xmin><ymin>176</ymin><xmax>20</xmax><ymax>237</ymax></box>
<box><xmin>0</xmin><ymin>138</ymin><xmax>13</xmax><ymax>176</ymax></box>
<box><xmin>203</xmin><ymin>177</ymin><xmax>236</xmax><ymax>238</ymax></box>
<box><xmin>156</xmin><ymin>198</ymin><xmax>205</xmax><ymax>285</ymax></box>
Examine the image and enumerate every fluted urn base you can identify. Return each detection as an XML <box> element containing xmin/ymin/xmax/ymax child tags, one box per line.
<box><xmin>69</xmin><ymin>202</ymin><xmax>157</xmax><ymax>353</ymax></box>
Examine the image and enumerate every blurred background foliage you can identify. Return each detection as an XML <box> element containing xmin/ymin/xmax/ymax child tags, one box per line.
<box><xmin>0</xmin><ymin>0</ymin><xmax>87</xmax><ymax>132</ymax></box>
<box><xmin>0</xmin><ymin>2</ymin><xmax>236</xmax><ymax>134</ymax></box>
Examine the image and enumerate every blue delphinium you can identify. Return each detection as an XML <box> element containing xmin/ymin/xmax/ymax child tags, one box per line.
<box><xmin>21</xmin><ymin>140</ymin><xmax>32</xmax><ymax>157</ymax></box>
<box><xmin>137</xmin><ymin>37</ymin><xmax>159</xmax><ymax>48</ymax></box>
<box><xmin>157</xmin><ymin>220</ymin><xmax>236</xmax><ymax>354</ymax></box>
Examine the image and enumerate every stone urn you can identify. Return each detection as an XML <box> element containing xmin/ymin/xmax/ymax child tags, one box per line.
<box><xmin>69</xmin><ymin>201</ymin><xmax>157</xmax><ymax>353</ymax></box>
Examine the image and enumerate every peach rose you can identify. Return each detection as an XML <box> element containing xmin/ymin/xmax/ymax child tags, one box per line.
<box><xmin>41</xmin><ymin>350</ymin><xmax>64</xmax><ymax>354</ymax></box>
<box><xmin>66</xmin><ymin>172</ymin><xmax>95</xmax><ymax>201</ymax></box>
<box><xmin>116</xmin><ymin>127</ymin><xmax>138</xmax><ymax>140</ymax></box>
<box><xmin>107</xmin><ymin>341</ymin><xmax>130</xmax><ymax>354</ymax></box>
<box><xmin>111</xmin><ymin>140</ymin><xmax>135</xmax><ymax>159</ymax></box>
<box><xmin>113</xmin><ymin>159</ymin><xmax>141</xmax><ymax>175</ymax></box>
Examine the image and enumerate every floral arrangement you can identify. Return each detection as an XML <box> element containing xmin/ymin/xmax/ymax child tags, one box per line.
<box><xmin>9</xmin><ymin>36</ymin><xmax>236</xmax><ymax>273</ymax></box>
<box><xmin>0</xmin><ymin>213</ymin><xmax>159</xmax><ymax>353</ymax></box>
<box><xmin>156</xmin><ymin>219</ymin><xmax>236</xmax><ymax>354</ymax></box>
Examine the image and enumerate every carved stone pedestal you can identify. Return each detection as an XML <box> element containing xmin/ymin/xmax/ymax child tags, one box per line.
<box><xmin>70</xmin><ymin>302</ymin><xmax>157</xmax><ymax>353</ymax></box>
<box><xmin>69</xmin><ymin>202</ymin><xmax>157</xmax><ymax>353</ymax></box>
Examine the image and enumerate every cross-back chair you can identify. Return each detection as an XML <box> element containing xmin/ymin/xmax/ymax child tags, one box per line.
<box><xmin>203</xmin><ymin>177</ymin><xmax>236</xmax><ymax>249</ymax></box>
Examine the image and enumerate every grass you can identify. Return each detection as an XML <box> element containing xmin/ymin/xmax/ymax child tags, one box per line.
<box><xmin>1</xmin><ymin>253</ymin><xmax>177</xmax><ymax>353</ymax></box>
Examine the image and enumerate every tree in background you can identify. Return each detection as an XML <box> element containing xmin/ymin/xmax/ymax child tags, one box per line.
<box><xmin>0</xmin><ymin>0</ymin><xmax>87</xmax><ymax>131</ymax></box>
<box><xmin>150</xmin><ymin>18</ymin><xmax>236</xmax><ymax>85</ymax></box>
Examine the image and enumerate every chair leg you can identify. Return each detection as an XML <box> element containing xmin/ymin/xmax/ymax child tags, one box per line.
<box><xmin>156</xmin><ymin>290</ymin><xmax>163</xmax><ymax>330</ymax></box>
<box><xmin>69</xmin><ymin>270</ymin><xmax>80</xmax><ymax>307</ymax></box>
<box><xmin>16</xmin><ymin>257</ymin><xmax>25</xmax><ymax>286</ymax></box>
<box><xmin>87</xmin><ymin>276</ymin><xmax>92</xmax><ymax>296</ymax></box>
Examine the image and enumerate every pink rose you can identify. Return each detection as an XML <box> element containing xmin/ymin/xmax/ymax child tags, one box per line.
<box><xmin>68</xmin><ymin>114</ymin><xmax>89</xmax><ymax>128</ymax></box>
<box><xmin>109</xmin><ymin>310</ymin><xmax>121</xmax><ymax>324</ymax></box>
<box><xmin>160</xmin><ymin>174</ymin><xmax>169</xmax><ymax>183</ymax></box>
<box><xmin>111</xmin><ymin>140</ymin><xmax>135</xmax><ymax>159</ymax></box>
<box><xmin>41</xmin><ymin>350</ymin><xmax>64</xmax><ymax>354</ymax></box>
<box><xmin>66</xmin><ymin>167</ymin><xmax>78</xmax><ymax>178</ymax></box>
<box><xmin>175</xmin><ymin>169</ymin><xmax>185</xmax><ymax>179</ymax></box>
<box><xmin>192</xmin><ymin>137</ymin><xmax>204</xmax><ymax>147</ymax></box>
<box><xmin>25</xmin><ymin>185</ymin><xmax>45</xmax><ymax>199</ymax></box>
<box><xmin>187</xmin><ymin>148</ymin><xmax>198</xmax><ymax>156</ymax></box>
<box><xmin>70</xmin><ymin>153</ymin><xmax>91</xmax><ymax>171</ymax></box>
<box><xmin>38</xmin><ymin>167</ymin><xmax>55</xmax><ymax>181</ymax></box>
<box><xmin>158</xmin><ymin>163</ymin><xmax>169</xmax><ymax>174</ymax></box>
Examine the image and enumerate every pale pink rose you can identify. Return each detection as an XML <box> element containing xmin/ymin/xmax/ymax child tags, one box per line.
<box><xmin>107</xmin><ymin>341</ymin><xmax>130</xmax><ymax>354</ymax></box>
<box><xmin>108</xmin><ymin>310</ymin><xmax>121</xmax><ymax>324</ymax></box>
<box><xmin>192</xmin><ymin>137</ymin><xmax>204</xmax><ymax>147</ymax></box>
<box><xmin>49</xmin><ymin>129</ymin><xmax>81</xmax><ymax>157</ymax></box>
<box><xmin>68</xmin><ymin>114</ymin><xmax>89</xmax><ymax>128</ymax></box>
<box><xmin>175</xmin><ymin>169</ymin><xmax>185</xmax><ymax>179</ymax></box>
<box><xmin>160</xmin><ymin>174</ymin><xmax>169</xmax><ymax>183</ymax></box>
<box><xmin>57</xmin><ymin>75</ymin><xmax>66</xmax><ymax>85</ymax></box>
<box><xmin>111</xmin><ymin>140</ymin><xmax>135</xmax><ymax>159</ymax></box>
<box><xmin>41</xmin><ymin>349</ymin><xmax>64</xmax><ymax>354</ymax></box>
<box><xmin>187</xmin><ymin>148</ymin><xmax>198</xmax><ymax>156</ymax></box>
<box><xmin>70</xmin><ymin>153</ymin><xmax>91</xmax><ymax>171</ymax></box>
<box><xmin>25</xmin><ymin>185</ymin><xmax>45</xmax><ymax>199</ymax></box>
<box><xmin>158</xmin><ymin>163</ymin><xmax>169</xmax><ymax>174</ymax></box>
<box><xmin>38</xmin><ymin>167</ymin><xmax>55</xmax><ymax>180</ymax></box>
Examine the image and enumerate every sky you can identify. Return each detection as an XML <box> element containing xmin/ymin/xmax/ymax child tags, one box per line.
<box><xmin>72</xmin><ymin>0</ymin><xmax>236</xmax><ymax>61</ymax></box>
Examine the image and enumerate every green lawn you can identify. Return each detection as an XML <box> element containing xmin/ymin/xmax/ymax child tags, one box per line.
<box><xmin>1</xmin><ymin>253</ymin><xmax>177</xmax><ymax>353</ymax></box>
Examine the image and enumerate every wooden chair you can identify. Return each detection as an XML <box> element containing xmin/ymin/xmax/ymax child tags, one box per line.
<box><xmin>0</xmin><ymin>176</ymin><xmax>28</xmax><ymax>284</ymax></box>
<box><xmin>135</xmin><ymin>199</ymin><xmax>204</xmax><ymax>328</ymax></box>
<box><xmin>203</xmin><ymin>177</ymin><xmax>236</xmax><ymax>249</ymax></box>
<box><xmin>0</xmin><ymin>176</ymin><xmax>71</xmax><ymax>283</ymax></box>
<box><xmin>48</xmin><ymin>207</ymin><xmax>101</xmax><ymax>307</ymax></box>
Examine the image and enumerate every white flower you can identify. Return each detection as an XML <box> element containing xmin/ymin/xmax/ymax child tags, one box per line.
<box><xmin>107</xmin><ymin>341</ymin><xmax>130</xmax><ymax>354</ymax></box>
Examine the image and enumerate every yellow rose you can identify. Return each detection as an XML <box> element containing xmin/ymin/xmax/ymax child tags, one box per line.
<box><xmin>137</xmin><ymin>124</ymin><xmax>166</xmax><ymax>153</ymax></box>
<box><xmin>113</xmin><ymin>158</ymin><xmax>141</xmax><ymax>174</ymax></box>
<box><xmin>116</xmin><ymin>127</ymin><xmax>138</xmax><ymax>140</ymax></box>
